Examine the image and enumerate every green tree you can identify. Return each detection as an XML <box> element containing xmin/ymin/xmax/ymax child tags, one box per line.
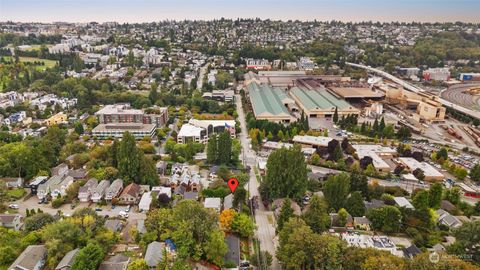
<box><xmin>232</xmin><ymin>213</ymin><xmax>255</xmax><ymax>238</ymax></box>
<box><xmin>277</xmin><ymin>218</ymin><xmax>346</xmax><ymax>270</ymax></box>
<box><xmin>149</xmin><ymin>82</ymin><xmax>159</xmax><ymax>104</ymax></box>
<box><xmin>262</xmin><ymin>145</ymin><xmax>308</xmax><ymax>200</ymax></box>
<box><xmin>436</xmin><ymin>147</ymin><xmax>449</xmax><ymax>161</ymax></box>
<box><xmin>428</xmin><ymin>183</ymin><xmax>443</xmax><ymax>209</ymax></box>
<box><xmin>448</xmin><ymin>220</ymin><xmax>480</xmax><ymax>264</ymax></box>
<box><xmin>233</xmin><ymin>187</ymin><xmax>247</xmax><ymax>208</ymax></box>
<box><xmin>469</xmin><ymin>164</ymin><xmax>480</xmax><ymax>182</ymax></box>
<box><xmin>444</xmin><ymin>187</ymin><xmax>461</xmax><ymax>205</ymax></box>
<box><xmin>127</xmin><ymin>259</ymin><xmax>149</xmax><ymax>270</ymax></box>
<box><xmin>333</xmin><ymin>107</ymin><xmax>339</xmax><ymax>123</ymax></box>
<box><xmin>74</xmin><ymin>122</ymin><xmax>84</xmax><ymax>135</ymax></box>
<box><xmin>331</xmin><ymin>143</ymin><xmax>343</xmax><ymax>161</ymax></box>
<box><xmin>71</xmin><ymin>243</ymin><xmax>105</xmax><ymax>270</ymax></box>
<box><xmin>42</xmin><ymin>220</ymin><xmax>84</xmax><ymax>268</ymax></box>
<box><xmin>117</xmin><ymin>131</ymin><xmax>141</xmax><ymax>183</ymax></box>
<box><xmin>367</xmin><ymin>206</ymin><xmax>402</xmax><ymax>233</ymax></box>
<box><xmin>323</xmin><ymin>173</ymin><xmax>350</xmax><ymax>211</ymax></box>
<box><xmin>24</xmin><ymin>212</ymin><xmax>55</xmax><ymax>232</ymax></box>
<box><xmin>206</xmin><ymin>134</ymin><xmax>218</xmax><ymax>164</ymax></box>
<box><xmin>301</xmin><ymin>195</ymin><xmax>330</xmax><ymax>233</ymax></box>
<box><xmin>277</xmin><ymin>199</ymin><xmax>294</xmax><ymax>233</ymax></box>
<box><xmin>412</xmin><ymin>190</ymin><xmax>430</xmax><ymax>210</ymax></box>
<box><xmin>337</xmin><ymin>208</ymin><xmax>349</xmax><ymax>226</ymax></box>
<box><xmin>217</xmin><ymin>131</ymin><xmax>232</xmax><ymax>164</ymax></box>
<box><xmin>346</xmin><ymin>191</ymin><xmax>366</xmax><ymax>217</ymax></box>
<box><xmin>349</xmin><ymin>172</ymin><xmax>369</xmax><ymax>198</ymax></box>
<box><xmin>204</xmin><ymin>229</ymin><xmax>228</xmax><ymax>266</ymax></box>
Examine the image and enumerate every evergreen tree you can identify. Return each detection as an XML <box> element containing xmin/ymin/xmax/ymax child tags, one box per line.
<box><xmin>117</xmin><ymin>132</ymin><xmax>141</xmax><ymax>184</ymax></box>
<box><xmin>330</xmin><ymin>143</ymin><xmax>343</xmax><ymax>161</ymax></box>
<box><xmin>333</xmin><ymin>107</ymin><xmax>339</xmax><ymax>123</ymax></box>
<box><xmin>379</xmin><ymin>117</ymin><xmax>386</xmax><ymax>133</ymax></box>
<box><xmin>148</xmin><ymin>82</ymin><xmax>158</xmax><ymax>104</ymax></box>
<box><xmin>469</xmin><ymin>164</ymin><xmax>480</xmax><ymax>182</ymax></box>
<box><xmin>217</xmin><ymin>131</ymin><xmax>232</xmax><ymax>164</ymax></box>
<box><xmin>323</xmin><ymin>173</ymin><xmax>350</xmax><ymax>211</ymax></box>
<box><xmin>346</xmin><ymin>191</ymin><xmax>365</xmax><ymax>217</ymax></box>
<box><xmin>428</xmin><ymin>183</ymin><xmax>443</xmax><ymax>209</ymax></box>
<box><xmin>206</xmin><ymin>134</ymin><xmax>218</xmax><ymax>164</ymax></box>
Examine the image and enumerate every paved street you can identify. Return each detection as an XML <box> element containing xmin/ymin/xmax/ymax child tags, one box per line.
<box><xmin>235</xmin><ymin>94</ymin><xmax>279</xmax><ymax>269</ymax></box>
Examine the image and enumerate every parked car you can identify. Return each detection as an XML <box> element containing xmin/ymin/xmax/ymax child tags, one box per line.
<box><xmin>8</xmin><ymin>204</ymin><xmax>19</xmax><ymax>209</ymax></box>
<box><xmin>95</xmin><ymin>208</ymin><xmax>103</xmax><ymax>211</ymax></box>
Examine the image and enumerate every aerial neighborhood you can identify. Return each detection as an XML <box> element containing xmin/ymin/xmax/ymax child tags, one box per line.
<box><xmin>0</xmin><ymin>16</ymin><xmax>480</xmax><ymax>270</ymax></box>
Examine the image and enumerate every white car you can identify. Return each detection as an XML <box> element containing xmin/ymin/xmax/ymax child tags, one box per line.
<box><xmin>8</xmin><ymin>204</ymin><xmax>19</xmax><ymax>209</ymax></box>
<box><xmin>119</xmin><ymin>211</ymin><xmax>129</xmax><ymax>218</ymax></box>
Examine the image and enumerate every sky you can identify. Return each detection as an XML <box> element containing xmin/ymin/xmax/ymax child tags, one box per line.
<box><xmin>0</xmin><ymin>0</ymin><xmax>479</xmax><ymax>23</ymax></box>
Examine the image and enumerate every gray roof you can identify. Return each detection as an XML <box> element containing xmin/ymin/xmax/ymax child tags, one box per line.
<box><xmin>224</xmin><ymin>235</ymin><xmax>240</xmax><ymax>266</ymax></box>
<box><xmin>105</xmin><ymin>219</ymin><xmax>123</xmax><ymax>232</ymax></box>
<box><xmin>247</xmin><ymin>82</ymin><xmax>291</xmax><ymax>118</ymax></box>
<box><xmin>9</xmin><ymin>245</ymin><xmax>46</xmax><ymax>270</ymax></box>
<box><xmin>99</xmin><ymin>254</ymin><xmax>130</xmax><ymax>270</ymax></box>
<box><xmin>144</xmin><ymin>241</ymin><xmax>165</xmax><ymax>267</ymax></box>
<box><xmin>224</xmin><ymin>194</ymin><xmax>233</xmax><ymax>210</ymax></box>
<box><xmin>290</xmin><ymin>87</ymin><xmax>352</xmax><ymax>110</ymax></box>
<box><xmin>55</xmin><ymin>248</ymin><xmax>79</xmax><ymax>270</ymax></box>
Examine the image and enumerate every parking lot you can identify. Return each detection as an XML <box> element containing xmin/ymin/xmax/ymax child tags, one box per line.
<box><xmin>13</xmin><ymin>194</ymin><xmax>146</xmax><ymax>221</ymax></box>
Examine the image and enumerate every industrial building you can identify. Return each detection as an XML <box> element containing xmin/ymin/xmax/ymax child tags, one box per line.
<box><xmin>289</xmin><ymin>87</ymin><xmax>360</xmax><ymax>119</ymax></box>
<box><xmin>352</xmin><ymin>144</ymin><xmax>397</xmax><ymax>172</ymax></box>
<box><xmin>246</xmin><ymin>82</ymin><xmax>296</xmax><ymax>123</ymax></box>
<box><xmin>398</xmin><ymin>157</ymin><xmax>444</xmax><ymax>181</ymax></box>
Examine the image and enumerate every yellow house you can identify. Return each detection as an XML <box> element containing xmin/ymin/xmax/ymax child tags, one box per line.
<box><xmin>46</xmin><ymin>112</ymin><xmax>67</xmax><ymax>126</ymax></box>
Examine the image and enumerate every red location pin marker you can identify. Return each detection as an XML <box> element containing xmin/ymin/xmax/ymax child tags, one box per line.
<box><xmin>228</xmin><ymin>178</ymin><xmax>239</xmax><ymax>193</ymax></box>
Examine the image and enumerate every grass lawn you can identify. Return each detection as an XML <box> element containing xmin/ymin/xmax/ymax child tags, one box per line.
<box><xmin>7</xmin><ymin>188</ymin><xmax>26</xmax><ymax>200</ymax></box>
<box><xmin>2</xmin><ymin>56</ymin><xmax>58</xmax><ymax>70</ymax></box>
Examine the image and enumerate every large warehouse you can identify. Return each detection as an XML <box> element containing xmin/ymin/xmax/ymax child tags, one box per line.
<box><xmin>289</xmin><ymin>87</ymin><xmax>360</xmax><ymax>118</ymax></box>
<box><xmin>246</xmin><ymin>82</ymin><xmax>296</xmax><ymax>123</ymax></box>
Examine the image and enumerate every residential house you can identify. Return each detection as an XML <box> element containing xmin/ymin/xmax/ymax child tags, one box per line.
<box><xmin>91</xmin><ymin>180</ymin><xmax>110</xmax><ymax>203</ymax></box>
<box><xmin>55</xmin><ymin>248</ymin><xmax>79</xmax><ymax>270</ymax></box>
<box><xmin>99</xmin><ymin>254</ymin><xmax>130</xmax><ymax>270</ymax></box>
<box><xmin>403</xmin><ymin>245</ymin><xmax>422</xmax><ymax>259</ymax></box>
<box><xmin>67</xmin><ymin>169</ymin><xmax>87</xmax><ymax>180</ymax></box>
<box><xmin>37</xmin><ymin>175</ymin><xmax>74</xmax><ymax>200</ymax></box>
<box><xmin>8</xmin><ymin>245</ymin><xmax>47</xmax><ymax>270</ymax></box>
<box><xmin>436</xmin><ymin>209</ymin><xmax>463</xmax><ymax>228</ymax></box>
<box><xmin>204</xmin><ymin>198</ymin><xmax>221</xmax><ymax>212</ymax></box>
<box><xmin>105</xmin><ymin>179</ymin><xmax>123</xmax><ymax>201</ymax></box>
<box><xmin>0</xmin><ymin>177</ymin><xmax>24</xmax><ymax>188</ymax></box>
<box><xmin>144</xmin><ymin>241</ymin><xmax>165</xmax><ymax>269</ymax></box>
<box><xmin>224</xmin><ymin>194</ymin><xmax>233</xmax><ymax>210</ymax></box>
<box><xmin>151</xmin><ymin>186</ymin><xmax>172</xmax><ymax>198</ymax></box>
<box><xmin>139</xmin><ymin>192</ymin><xmax>153</xmax><ymax>212</ymax></box>
<box><xmin>118</xmin><ymin>183</ymin><xmax>140</xmax><ymax>204</ymax></box>
<box><xmin>78</xmin><ymin>178</ymin><xmax>98</xmax><ymax>202</ymax></box>
<box><xmin>51</xmin><ymin>163</ymin><xmax>69</xmax><ymax>177</ymax></box>
<box><xmin>0</xmin><ymin>214</ymin><xmax>23</xmax><ymax>231</ymax></box>
<box><xmin>330</xmin><ymin>212</ymin><xmax>354</xmax><ymax>227</ymax></box>
<box><xmin>27</xmin><ymin>176</ymin><xmax>48</xmax><ymax>195</ymax></box>
<box><xmin>393</xmin><ymin>197</ymin><xmax>415</xmax><ymax>209</ymax></box>
<box><xmin>353</xmin><ymin>217</ymin><xmax>371</xmax><ymax>231</ymax></box>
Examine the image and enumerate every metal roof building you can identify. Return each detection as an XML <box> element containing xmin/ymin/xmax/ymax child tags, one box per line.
<box><xmin>246</xmin><ymin>82</ymin><xmax>295</xmax><ymax>123</ymax></box>
<box><xmin>290</xmin><ymin>87</ymin><xmax>359</xmax><ymax>118</ymax></box>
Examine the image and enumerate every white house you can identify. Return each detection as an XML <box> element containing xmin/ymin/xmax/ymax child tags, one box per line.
<box><xmin>91</xmin><ymin>180</ymin><xmax>110</xmax><ymax>203</ymax></box>
<box><xmin>37</xmin><ymin>175</ymin><xmax>74</xmax><ymax>200</ymax></box>
<box><xmin>77</xmin><ymin>178</ymin><xmax>98</xmax><ymax>202</ymax></box>
<box><xmin>139</xmin><ymin>192</ymin><xmax>153</xmax><ymax>212</ymax></box>
<box><xmin>204</xmin><ymin>198</ymin><xmax>221</xmax><ymax>212</ymax></box>
<box><xmin>105</xmin><ymin>179</ymin><xmax>123</xmax><ymax>201</ymax></box>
